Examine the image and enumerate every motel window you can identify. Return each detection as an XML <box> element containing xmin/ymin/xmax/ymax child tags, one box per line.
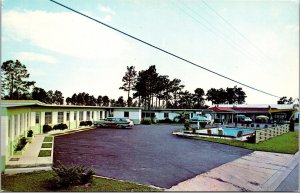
<box><xmin>124</xmin><ymin>111</ymin><xmax>129</xmax><ymax>118</ymax></box>
<box><xmin>58</xmin><ymin>112</ymin><xmax>64</xmax><ymax>123</ymax></box>
<box><xmin>92</xmin><ymin>112</ymin><xmax>94</xmax><ymax>119</ymax></box>
<box><xmin>100</xmin><ymin>111</ymin><xmax>103</xmax><ymax>119</ymax></box>
<box><xmin>79</xmin><ymin>112</ymin><xmax>83</xmax><ymax>121</ymax></box>
<box><xmin>45</xmin><ymin>112</ymin><xmax>52</xmax><ymax>124</ymax></box>
<box><xmin>87</xmin><ymin>111</ymin><xmax>90</xmax><ymax>120</ymax></box>
<box><xmin>66</xmin><ymin>112</ymin><xmax>70</xmax><ymax>121</ymax></box>
<box><xmin>164</xmin><ymin>113</ymin><xmax>169</xmax><ymax>118</ymax></box>
<box><xmin>35</xmin><ymin>113</ymin><xmax>40</xmax><ymax>124</ymax></box>
<box><xmin>74</xmin><ymin>111</ymin><xmax>77</xmax><ymax>120</ymax></box>
<box><xmin>8</xmin><ymin>118</ymin><xmax>11</xmax><ymax>138</ymax></box>
<box><xmin>27</xmin><ymin>112</ymin><xmax>30</xmax><ymax>128</ymax></box>
<box><xmin>14</xmin><ymin>115</ymin><xmax>17</xmax><ymax>137</ymax></box>
<box><xmin>20</xmin><ymin>114</ymin><xmax>23</xmax><ymax>134</ymax></box>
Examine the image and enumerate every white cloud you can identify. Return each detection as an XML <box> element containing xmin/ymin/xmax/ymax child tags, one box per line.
<box><xmin>102</xmin><ymin>15</ymin><xmax>112</xmax><ymax>22</ymax></box>
<box><xmin>3</xmin><ymin>10</ymin><xmax>131</xmax><ymax>60</ymax></box>
<box><xmin>286</xmin><ymin>24</ymin><xmax>299</xmax><ymax>32</ymax></box>
<box><xmin>98</xmin><ymin>5</ymin><xmax>115</xmax><ymax>15</ymax></box>
<box><xmin>14</xmin><ymin>51</ymin><xmax>57</xmax><ymax>64</ymax></box>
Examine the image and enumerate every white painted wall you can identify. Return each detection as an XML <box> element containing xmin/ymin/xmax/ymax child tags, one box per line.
<box><xmin>52</xmin><ymin>112</ymin><xmax>58</xmax><ymax>125</ymax></box>
<box><xmin>112</xmin><ymin>109</ymin><xmax>141</xmax><ymax>124</ymax></box>
<box><xmin>30</xmin><ymin>112</ymin><xmax>35</xmax><ymax>127</ymax></box>
<box><xmin>131</xmin><ymin>111</ymin><xmax>141</xmax><ymax>119</ymax></box>
<box><xmin>41</xmin><ymin>112</ymin><xmax>45</xmax><ymax>126</ymax></box>
<box><xmin>113</xmin><ymin>111</ymin><xmax>124</xmax><ymax>118</ymax></box>
<box><xmin>1</xmin><ymin>116</ymin><xmax>8</xmax><ymax>157</ymax></box>
<box><xmin>70</xmin><ymin>111</ymin><xmax>74</xmax><ymax>121</ymax></box>
<box><xmin>83</xmin><ymin>111</ymin><xmax>87</xmax><ymax>121</ymax></box>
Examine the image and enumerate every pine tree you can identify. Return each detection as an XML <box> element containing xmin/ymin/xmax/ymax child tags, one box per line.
<box><xmin>1</xmin><ymin>60</ymin><xmax>35</xmax><ymax>99</ymax></box>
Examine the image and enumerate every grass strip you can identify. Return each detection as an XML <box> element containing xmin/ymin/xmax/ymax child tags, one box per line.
<box><xmin>38</xmin><ymin>150</ymin><xmax>51</xmax><ymax>157</ymax></box>
<box><xmin>188</xmin><ymin>131</ymin><xmax>299</xmax><ymax>154</ymax></box>
<box><xmin>41</xmin><ymin>143</ymin><xmax>52</xmax><ymax>148</ymax></box>
<box><xmin>43</xmin><ymin>136</ymin><xmax>53</xmax><ymax>142</ymax></box>
<box><xmin>1</xmin><ymin>171</ymin><xmax>162</xmax><ymax>192</ymax></box>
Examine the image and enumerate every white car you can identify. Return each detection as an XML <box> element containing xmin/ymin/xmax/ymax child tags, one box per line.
<box><xmin>94</xmin><ymin>117</ymin><xmax>134</xmax><ymax>129</ymax></box>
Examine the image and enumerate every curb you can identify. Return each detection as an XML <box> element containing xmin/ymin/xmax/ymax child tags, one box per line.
<box><xmin>258</xmin><ymin>151</ymin><xmax>299</xmax><ymax>191</ymax></box>
<box><xmin>50</xmin><ymin>127</ymin><xmax>95</xmax><ymax>137</ymax></box>
<box><xmin>93</xmin><ymin>174</ymin><xmax>165</xmax><ymax>191</ymax></box>
<box><xmin>4</xmin><ymin>166</ymin><xmax>52</xmax><ymax>175</ymax></box>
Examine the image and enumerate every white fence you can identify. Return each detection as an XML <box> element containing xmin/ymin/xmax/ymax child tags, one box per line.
<box><xmin>255</xmin><ymin>124</ymin><xmax>289</xmax><ymax>143</ymax></box>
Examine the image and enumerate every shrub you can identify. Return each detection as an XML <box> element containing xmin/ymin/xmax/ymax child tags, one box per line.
<box><xmin>251</xmin><ymin>124</ymin><xmax>255</xmax><ymax>127</ymax></box>
<box><xmin>52</xmin><ymin>162</ymin><xmax>95</xmax><ymax>188</ymax></box>
<box><xmin>141</xmin><ymin>119</ymin><xmax>151</xmax><ymax>125</ymax></box>
<box><xmin>174</xmin><ymin>115</ymin><xmax>187</xmax><ymax>123</ymax></box>
<box><xmin>159</xmin><ymin>118</ymin><xmax>173</xmax><ymax>123</ymax></box>
<box><xmin>86</xmin><ymin>121</ymin><xmax>93</xmax><ymax>126</ymax></box>
<box><xmin>15</xmin><ymin>137</ymin><xmax>27</xmax><ymax>151</ymax></box>
<box><xmin>246</xmin><ymin>135</ymin><xmax>256</xmax><ymax>143</ymax></box>
<box><xmin>43</xmin><ymin>125</ymin><xmax>52</xmax><ymax>133</ymax></box>
<box><xmin>53</xmin><ymin>124</ymin><xmax>59</xmax><ymax>130</ymax></box>
<box><xmin>53</xmin><ymin>123</ymin><xmax>68</xmax><ymax>130</ymax></box>
<box><xmin>27</xmin><ymin>130</ymin><xmax>33</xmax><ymax>137</ymax></box>
<box><xmin>184</xmin><ymin>121</ymin><xmax>190</xmax><ymax>130</ymax></box>
<box><xmin>79</xmin><ymin>121</ymin><xmax>87</xmax><ymax>126</ymax></box>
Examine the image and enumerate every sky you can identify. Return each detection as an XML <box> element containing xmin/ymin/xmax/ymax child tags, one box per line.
<box><xmin>2</xmin><ymin>0</ymin><xmax>299</xmax><ymax>105</ymax></box>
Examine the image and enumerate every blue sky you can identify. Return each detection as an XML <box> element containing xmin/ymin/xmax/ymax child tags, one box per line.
<box><xmin>2</xmin><ymin>0</ymin><xmax>299</xmax><ymax>105</ymax></box>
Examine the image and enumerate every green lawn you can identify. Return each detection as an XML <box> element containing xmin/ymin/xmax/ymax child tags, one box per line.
<box><xmin>189</xmin><ymin>131</ymin><xmax>299</xmax><ymax>154</ymax></box>
<box><xmin>38</xmin><ymin>150</ymin><xmax>52</xmax><ymax>157</ymax></box>
<box><xmin>43</xmin><ymin>137</ymin><xmax>53</xmax><ymax>142</ymax></box>
<box><xmin>41</xmin><ymin>143</ymin><xmax>52</xmax><ymax>148</ymax></box>
<box><xmin>1</xmin><ymin>171</ymin><xmax>162</xmax><ymax>192</ymax></box>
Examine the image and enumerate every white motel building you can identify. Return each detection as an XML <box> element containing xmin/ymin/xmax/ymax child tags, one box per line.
<box><xmin>0</xmin><ymin>100</ymin><xmax>142</xmax><ymax>172</ymax></box>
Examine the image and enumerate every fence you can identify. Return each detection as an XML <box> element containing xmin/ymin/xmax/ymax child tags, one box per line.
<box><xmin>255</xmin><ymin>124</ymin><xmax>289</xmax><ymax>143</ymax></box>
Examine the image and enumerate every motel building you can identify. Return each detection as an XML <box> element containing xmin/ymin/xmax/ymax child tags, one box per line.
<box><xmin>0</xmin><ymin>100</ymin><xmax>142</xmax><ymax>172</ymax></box>
<box><xmin>209</xmin><ymin>104</ymin><xmax>298</xmax><ymax>124</ymax></box>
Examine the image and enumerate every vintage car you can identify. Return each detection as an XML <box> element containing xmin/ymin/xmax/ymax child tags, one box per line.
<box><xmin>93</xmin><ymin>117</ymin><xmax>134</xmax><ymax>129</ymax></box>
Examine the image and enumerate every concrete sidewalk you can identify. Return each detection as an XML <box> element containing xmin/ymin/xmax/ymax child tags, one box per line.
<box><xmin>168</xmin><ymin>151</ymin><xmax>299</xmax><ymax>191</ymax></box>
<box><xmin>5</xmin><ymin>134</ymin><xmax>53</xmax><ymax>174</ymax></box>
<box><xmin>4</xmin><ymin>127</ymin><xmax>94</xmax><ymax>174</ymax></box>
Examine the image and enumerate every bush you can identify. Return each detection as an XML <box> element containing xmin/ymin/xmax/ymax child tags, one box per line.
<box><xmin>184</xmin><ymin>121</ymin><xmax>190</xmax><ymax>130</ymax></box>
<box><xmin>79</xmin><ymin>121</ymin><xmax>87</xmax><ymax>126</ymax></box>
<box><xmin>53</xmin><ymin>123</ymin><xmax>68</xmax><ymax>130</ymax></box>
<box><xmin>15</xmin><ymin>137</ymin><xmax>27</xmax><ymax>151</ymax></box>
<box><xmin>141</xmin><ymin>119</ymin><xmax>152</xmax><ymax>125</ymax></box>
<box><xmin>43</xmin><ymin>125</ymin><xmax>52</xmax><ymax>133</ymax></box>
<box><xmin>27</xmin><ymin>130</ymin><xmax>33</xmax><ymax>137</ymax></box>
<box><xmin>53</xmin><ymin>124</ymin><xmax>59</xmax><ymax>130</ymax></box>
<box><xmin>246</xmin><ymin>135</ymin><xmax>256</xmax><ymax>143</ymax></box>
<box><xmin>158</xmin><ymin>118</ymin><xmax>173</xmax><ymax>123</ymax></box>
<box><xmin>174</xmin><ymin>115</ymin><xmax>187</xmax><ymax>123</ymax></box>
<box><xmin>52</xmin><ymin>162</ymin><xmax>95</xmax><ymax>188</ymax></box>
<box><xmin>86</xmin><ymin>121</ymin><xmax>93</xmax><ymax>126</ymax></box>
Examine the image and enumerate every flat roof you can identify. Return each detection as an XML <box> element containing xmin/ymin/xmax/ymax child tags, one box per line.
<box><xmin>0</xmin><ymin>100</ymin><xmax>141</xmax><ymax>110</ymax></box>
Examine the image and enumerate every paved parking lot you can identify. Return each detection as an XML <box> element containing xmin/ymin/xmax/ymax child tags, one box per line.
<box><xmin>54</xmin><ymin>125</ymin><xmax>253</xmax><ymax>188</ymax></box>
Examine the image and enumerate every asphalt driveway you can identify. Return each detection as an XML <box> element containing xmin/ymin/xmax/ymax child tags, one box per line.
<box><xmin>54</xmin><ymin>125</ymin><xmax>253</xmax><ymax>188</ymax></box>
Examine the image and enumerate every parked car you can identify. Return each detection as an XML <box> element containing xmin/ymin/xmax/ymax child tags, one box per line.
<box><xmin>94</xmin><ymin>117</ymin><xmax>134</xmax><ymax>129</ymax></box>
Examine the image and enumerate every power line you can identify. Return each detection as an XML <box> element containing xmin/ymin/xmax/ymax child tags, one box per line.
<box><xmin>172</xmin><ymin>0</ymin><xmax>265</xmax><ymax>67</ymax></box>
<box><xmin>48</xmin><ymin>0</ymin><xmax>280</xmax><ymax>98</ymax></box>
<box><xmin>201</xmin><ymin>0</ymin><xmax>274</xmax><ymax>63</ymax></box>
